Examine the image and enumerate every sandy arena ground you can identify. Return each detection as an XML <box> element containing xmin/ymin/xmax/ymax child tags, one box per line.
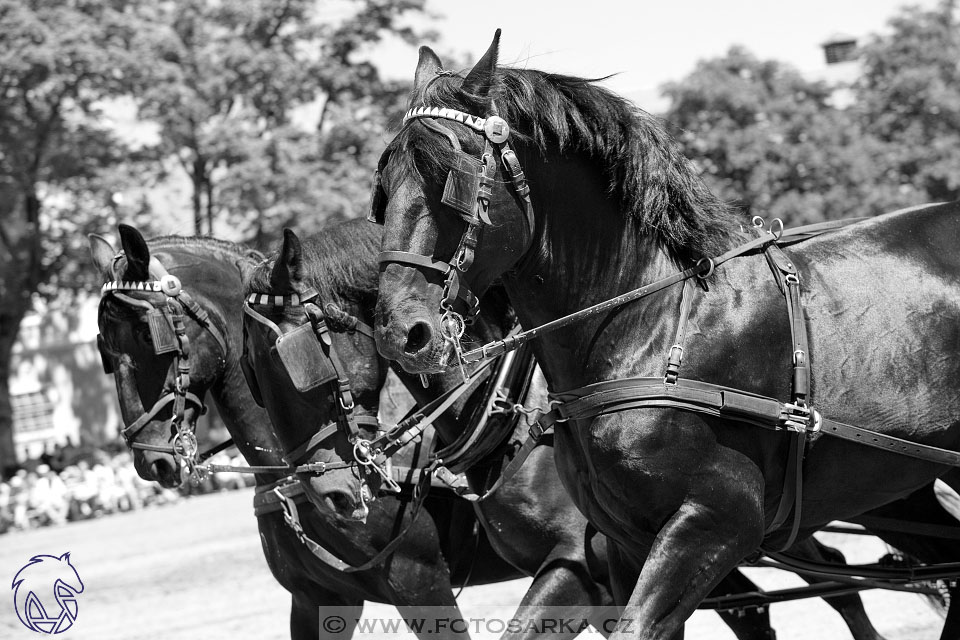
<box><xmin>0</xmin><ymin>489</ymin><xmax>947</xmax><ymax>639</ymax></box>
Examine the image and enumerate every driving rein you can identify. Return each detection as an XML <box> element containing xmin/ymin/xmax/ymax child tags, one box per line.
<box><xmin>373</xmin><ymin>99</ymin><xmax>960</xmax><ymax>552</ymax></box>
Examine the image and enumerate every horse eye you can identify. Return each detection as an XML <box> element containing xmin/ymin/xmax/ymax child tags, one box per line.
<box><xmin>137</xmin><ymin>326</ymin><xmax>152</xmax><ymax>346</ymax></box>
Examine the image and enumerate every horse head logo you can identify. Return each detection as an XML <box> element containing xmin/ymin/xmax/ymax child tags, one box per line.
<box><xmin>11</xmin><ymin>553</ymin><xmax>84</xmax><ymax>634</ymax></box>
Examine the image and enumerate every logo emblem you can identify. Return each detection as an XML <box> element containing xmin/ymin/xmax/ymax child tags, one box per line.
<box><xmin>12</xmin><ymin>553</ymin><xmax>84</xmax><ymax>634</ymax></box>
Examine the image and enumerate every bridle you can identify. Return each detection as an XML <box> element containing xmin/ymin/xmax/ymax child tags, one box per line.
<box><xmin>371</xmin><ymin>101</ymin><xmax>535</xmax><ymax>367</ymax></box>
<box><xmin>241</xmin><ymin>288</ymin><xmax>402</xmax><ymax>495</ymax></box>
<box><xmin>98</xmin><ymin>256</ymin><xmax>229</xmax><ymax>470</ymax></box>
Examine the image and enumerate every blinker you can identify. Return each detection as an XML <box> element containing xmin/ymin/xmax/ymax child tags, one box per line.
<box><xmin>97</xmin><ymin>334</ymin><xmax>115</xmax><ymax>374</ymax></box>
<box><xmin>275</xmin><ymin>323</ymin><xmax>338</xmax><ymax>393</ymax></box>
<box><xmin>369</xmin><ymin>170</ymin><xmax>386</xmax><ymax>225</ymax></box>
<box><xmin>240</xmin><ymin>351</ymin><xmax>264</xmax><ymax>408</ymax></box>
<box><xmin>441</xmin><ymin>154</ymin><xmax>483</xmax><ymax>218</ymax></box>
<box><xmin>146</xmin><ymin>308</ymin><xmax>179</xmax><ymax>355</ymax></box>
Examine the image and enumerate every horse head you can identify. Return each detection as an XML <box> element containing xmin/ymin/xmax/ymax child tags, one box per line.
<box><xmin>90</xmin><ymin>225</ymin><xmax>233</xmax><ymax>487</ymax></box>
<box><xmin>242</xmin><ymin>227</ymin><xmax>387</xmax><ymax>522</ymax></box>
<box><xmin>373</xmin><ymin>31</ymin><xmax>533</xmax><ymax>374</ymax></box>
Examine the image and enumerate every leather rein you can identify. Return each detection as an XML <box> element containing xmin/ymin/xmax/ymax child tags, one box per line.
<box><xmin>376</xmin><ymin>99</ymin><xmax>960</xmax><ymax>552</ymax></box>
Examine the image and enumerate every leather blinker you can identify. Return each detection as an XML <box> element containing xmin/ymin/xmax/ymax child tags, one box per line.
<box><xmin>275</xmin><ymin>323</ymin><xmax>338</xmax><ymax>393</ymax></box>
<box><xmin>146</xmin><ymin>309</ymin><xmax>178</xmax><ymax>355</ymax></box>
<box><xmin>239</xmin><ymin>353</ymin><xmax>264</xmax><ymax>408</ymax></box>
<box><xmin>441</xmin><ymin>154</ymin><xmax>483</xmax><ymax>219</ymax></box>
<box><xmin>369</xmin><ymin>170</ymin><xmax>386</xmax><ymax>225</ymax></box>
<box><xmin>97</xmin><ymin>334</ymin><xmax>115</xmax><ymax>374</ymax></box>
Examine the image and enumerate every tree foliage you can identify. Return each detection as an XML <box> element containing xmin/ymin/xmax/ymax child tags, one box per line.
<box><xmin>854</xmin><ymin>0</ymin><xmax>960</xmax><ymax>203</ymax></box>
<box><xmin>132</xmin><ymin>0</ymin><xmax>428</xmax><ymax>241</ymax></box>
<box><xmin>0</xmin><ymin>0</ymin><xmax>159</xmax><ymax>475</ymax></box>
<box><xmin>661</xmin><ymin>46</ymin><xmax>888</xmax><ymax>225</ymax></box>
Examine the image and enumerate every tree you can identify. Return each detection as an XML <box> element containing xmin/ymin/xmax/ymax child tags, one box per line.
<box><xmin>854</xmin><ymin>0</ymin><xmax>960</xmax><ymax>203</ymax></box>
<box><xmin>0</xmin><ymin>0</ymin><xmax>156</xmax><ymax>476</ymax></box>
<box><xmin>661</xmin><ymin>46</ymin><xmax>889</xmax><ymax>225</ymax></box>
<box><xmin>133</xmin><ymin>0</ymin><xmax>430</xmax><ymax>239</ymax></box>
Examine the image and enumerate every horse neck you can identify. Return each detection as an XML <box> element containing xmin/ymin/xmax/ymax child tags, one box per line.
<box><xmin>505</xmin><ymin>156</ymin><xmax>684</xmax><ymax>392</ymax></box>
<box><xmin>185</xmin><ymin>259</ymin><xmax>286</xmax><ymax>474</ymax></box>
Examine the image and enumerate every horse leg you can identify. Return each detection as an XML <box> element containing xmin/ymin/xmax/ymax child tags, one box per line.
<box><xmin>784</xmin><ymin>537</ymin><xmax>886</xmax><ymax>640</ymax></box>
<box><xmin>497</xmin><ymin>543</ymin><xmax>620</xmax><ymax>640</ymax></box>
<box><xmin>291</xmin><ymin>588</ymin><xmax>361</xmax><ymax>640</ymax></box>
<box><xmin>610</xmin><ymin>495</ymin><xmax>764</xmax><ymax>640</ymax></box>
<box><xmin>937</xmin><ymin>583</ymin><xmax>960</xmax><ymax>640</ymax></box>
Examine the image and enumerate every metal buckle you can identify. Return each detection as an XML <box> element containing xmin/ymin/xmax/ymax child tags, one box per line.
<box><xmin>782</xmin><ymin>402</ymin><xmax>811</xmax><ymax>433</ymax></box>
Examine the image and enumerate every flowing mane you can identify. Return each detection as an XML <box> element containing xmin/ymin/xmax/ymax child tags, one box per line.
<box><xmin>389</xmin><ymin>66</ymin><xmax>741</xmax><ymax>263</ymax></box>
<box><xmin>244</xmin><ymin>219</ymin><xmax>381</xmax><ymax>306</ymax></box>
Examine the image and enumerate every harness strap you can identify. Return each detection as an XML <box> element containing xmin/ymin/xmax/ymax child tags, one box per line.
<box><xmin>372</xmin><ymin>358</ymin><xmax>497</xmax><ymax>458</ymax></box>
<box><xmin>664</xmin><ymin>279</ymin><xmax>696</xmax><ymax>385</ymax></box>
<box><xmin>460</xmin><ymin>232</ymin><xmax>780</xmax><ymax>363</ymax></box>
<box><xmin>377</xmin><ymin>251</ymin><xmax>480</xmax><ymax>316</ymax></box>
<box><xmin>440</xmin><ymin>424</ymin><xmax>554</xmax><ymax>502</ymax></box>
<box><xmin>121</xmin><ymin>391</ymin><xmax>206</xmax><ymax>443</ymax></box>
<box><xmin>282</xmin><ymin>415</ymin><xmax>381</xmax><ymax>467</ymax></box>
<box><xmin>270</xmin><ymin>467</ymin><xmax>435</xmax><ymax>573</ymax></box>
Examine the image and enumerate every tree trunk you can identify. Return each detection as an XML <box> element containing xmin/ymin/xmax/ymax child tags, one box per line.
<box><xmin>205</xmin><ymin>177</ymin><xmax>214</xmax><ymax>235</ymax></box>
<box><xmin>191</xmin><ymin>157</ymin><xmax>206</xmax><ymax>235</ymax></box>
<box><xmin>0</xmin><ymin>303</ymin><xmax>29</xmax><ymax>479</ymax></box>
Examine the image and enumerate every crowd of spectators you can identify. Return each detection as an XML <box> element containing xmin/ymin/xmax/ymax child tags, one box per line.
<box><xmin>0</xmin><ymin>444</ymin><xmax>253</xmax><ymax>535</ymax></box>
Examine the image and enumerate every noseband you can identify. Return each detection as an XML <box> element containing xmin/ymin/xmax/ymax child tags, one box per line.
<box><xmin>98</xmin><ymin>258</ymin><xmax>228</xmax><ymax>467</ymax></box>
<box><xmin>374</xmin><ymin>104</ymin><xmax>535</xmax><ymax>364</ymax></box>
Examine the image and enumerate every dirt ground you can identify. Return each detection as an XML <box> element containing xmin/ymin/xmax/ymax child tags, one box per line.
<box><xmin>0</xmin><ymin>489</ymin><xmax>946</xmax><ymax>639</ymax></box>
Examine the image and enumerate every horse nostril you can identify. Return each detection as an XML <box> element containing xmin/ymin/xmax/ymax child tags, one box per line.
<box><xmin>150</xmin><ymin>458</ymin><xmax>178</xmax><ymax>487</ymax></box>
<box><xmin>325</xmin><ymin>491</ymin><xmax>356</xmax><ymax>516</ymax></box>
<box><xmin>404</xmin><ymin>321</ymin><xmax>433</xmax><ymax>355</ymax></box>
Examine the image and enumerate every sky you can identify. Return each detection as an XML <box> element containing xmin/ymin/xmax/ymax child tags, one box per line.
<box><xmin>370</xmin><ymin>0</ymin><xmax>943</xmax><ymax>110</ymax></box>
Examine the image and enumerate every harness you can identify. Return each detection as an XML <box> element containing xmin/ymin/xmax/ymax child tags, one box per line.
<box><xmin>374</xmin><ymin>98</ymin><xmax>960</xmax><ymax>552</ymax></box>
<box><xmin>98</xmin><ymin>256</ymin><xmax>232</xmax><ymax>468</ymax></box>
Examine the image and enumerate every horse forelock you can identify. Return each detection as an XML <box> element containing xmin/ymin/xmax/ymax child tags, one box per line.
<box><xmin>401</xmin><ymin>66</ymin><xmax>742</xmax><ymax>264</ymax></box>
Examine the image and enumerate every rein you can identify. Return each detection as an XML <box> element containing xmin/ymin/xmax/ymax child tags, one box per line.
<box><xmin>99</xmin><ymin>257</ymin><xmax>232</xmax><ymax>470</ymax></box>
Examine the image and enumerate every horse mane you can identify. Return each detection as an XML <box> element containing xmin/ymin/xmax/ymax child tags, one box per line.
<box><xmin>390</xmin><ymin>66</ymin><xmax>741</xmax><ymax>263</ymax></box>
<box><xmin>244</xmin><ymin>219</ymin><xmax>381</xmax><ymax>308</ymax></box>
<box><xmin>148</xmin><ymin>235</ymin><xmax>265</xmax><ymax>263</ymax></box>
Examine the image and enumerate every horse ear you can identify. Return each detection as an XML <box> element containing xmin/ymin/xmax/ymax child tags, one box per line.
<box><xmin>118</xmin><ymin>224</ymin><xmax>150</xmax><ymax>281</ymax></box>
<box><xmin>461</xmin><ymin>29</ymin><xmax>501</xmax><ymax>99</ymax></box>
<box><xmin>88</xmin><ymin>234</ymin><xmax>117</xmax><ymax>281</ymax></box>
<box><xmin>270</xmin><ymin>228</ymin><xmax>303</xmax><ymax>291</ymax></box>
<box><xmin>414</xmin><ymin>46</ymin><xmax>444</xmax><ymax>91</ymax></box>
<box><xmin>59</xmin><ymin>552</ymin><xmax>71</xmax><ymax>562</ymax></box>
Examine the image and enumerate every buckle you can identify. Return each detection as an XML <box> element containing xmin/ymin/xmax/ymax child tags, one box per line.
<box><xmin>782</xmin><ymin>402</ymin><xmax>813</xmax><ymax>433</ymax></box>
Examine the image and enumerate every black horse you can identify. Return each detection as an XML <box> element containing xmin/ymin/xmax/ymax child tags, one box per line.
<box><xmin>90</xmin><ymin>225</ymin><xmax>513</xmax><ymax>640</ymax></box>
<box><xmin>242</xmin><ymin>220</ymin><xmax>891</xmax><ymax>640</ymax></box>
<box><xmin>370</xmin><ymin>32</ymin><xmax>960</xmax><ymax>640</ymax></box>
